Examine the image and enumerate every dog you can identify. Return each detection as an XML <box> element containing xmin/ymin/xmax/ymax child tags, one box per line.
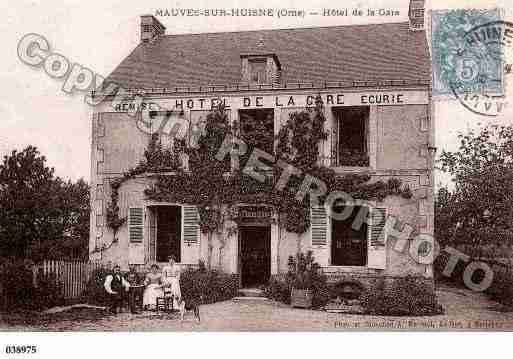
<box><xmin>176</xmin><ymin>296</ymin><xmax>201</xmax><ymax>322</ymax></box>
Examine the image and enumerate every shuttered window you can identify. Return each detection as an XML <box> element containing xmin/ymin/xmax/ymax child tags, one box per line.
<box><xmin>311</xmin><ymin>206</ymin><xmax>327</xmax><ymax>246</ymax></box>
<box><xmin>367</xmin><ymin>207</ymin><xmax>387</xmax><ymax>269</ymax></box>
<box><xmin>369</xmin><ymin>207</ymin><xmax>386</xmax><ymax>247</ymax></box>
<box><xmin>128</xmin><ymin>207</ymin><xmax>144</xmax><ymax>243</ymax></box>
<box><xmin>182</xmin><ymin>206</ymin><xmax>199</xmax><ymax>245</ymax></box>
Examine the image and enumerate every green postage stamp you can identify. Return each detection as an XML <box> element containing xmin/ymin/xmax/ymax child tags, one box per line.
<box><xmin>431</xmin><ymin>8</ymin><xmax>504</xmax><ymax>96</ymax></box>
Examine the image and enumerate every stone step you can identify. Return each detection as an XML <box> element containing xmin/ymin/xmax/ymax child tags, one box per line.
<box><xmin>238</xmin><ymin>288</ymin><xmax>266</xmax><ymax>297</ymax></box>
<box><xmin>324</xmin><ymin>304</ymin><xmax>365</xmax><ymax>314</ymax></box>
<box><xmin>232</xmin><ymin>296</ymin><xmax>269</xmax><ymax>301</ymax></box>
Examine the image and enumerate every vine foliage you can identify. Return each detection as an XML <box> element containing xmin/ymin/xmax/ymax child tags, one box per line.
<box><xmin>106</xmin><ymin>95</ymin><xmax>412</xmax><ymax>265</ymax></box>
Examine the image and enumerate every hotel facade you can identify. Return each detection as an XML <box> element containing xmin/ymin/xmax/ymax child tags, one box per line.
<box><xmin>89</xmin><ymin>0</ymin><xmax>434</xmax><ymax>288</ymax></box>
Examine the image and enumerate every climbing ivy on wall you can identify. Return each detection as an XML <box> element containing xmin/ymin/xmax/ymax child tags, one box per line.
<box><xmin>104</xmin><ymin>133</ymin><xmax>184</xmax><ymax>237</ymax></box>
<box><xmin>106</xmin><ymin>95</ymin><xmax>412</xmax><ymax>251</ymax></box>
<box><xmin>276</xmin><ymin>95</ymin><xmax>328</xmax><ymax>170</ymax></box>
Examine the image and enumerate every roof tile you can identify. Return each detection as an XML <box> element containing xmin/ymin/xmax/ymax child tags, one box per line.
<box><xmin>106</xmin><ymin>22</ymin><xmax>431</xmax><ymax>89</ymax></box>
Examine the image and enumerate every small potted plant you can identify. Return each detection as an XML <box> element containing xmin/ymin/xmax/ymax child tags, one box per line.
<box><xmin>288</xmin><ymin>252</ymin><xmax>319</xmax><ymax>308</ymax></box>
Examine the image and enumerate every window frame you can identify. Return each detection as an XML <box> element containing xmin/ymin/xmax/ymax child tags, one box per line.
<box><xmin>329</xmin><ymin>204</ymin><xmax>369</xmax><ymax>267</ymax></box>
<box><xmin>331</xmin><ymin>106</ymin><xmax>370</xmax><ymax>168</ymax></box>
<box><xmin>153</xmin><ymin>205</ymin><xmax>182</xmax><ymax>263</ymax></box>
<box><xmin>248</xmin><ymin>58</ymin><xmax>268</xmax><ymax>84</ymax></box>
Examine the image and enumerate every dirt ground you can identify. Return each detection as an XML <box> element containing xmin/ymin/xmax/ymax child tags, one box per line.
<box><xmin>2</xmin><ymin>284</ymin><xmax>513</xmax><ymax>331</ymax></box>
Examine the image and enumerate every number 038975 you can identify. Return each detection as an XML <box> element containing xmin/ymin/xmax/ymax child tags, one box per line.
<box><xmin>4</xmin><ymin>345</ymin><xmax>37</xmax><ymax>354</ymax></box>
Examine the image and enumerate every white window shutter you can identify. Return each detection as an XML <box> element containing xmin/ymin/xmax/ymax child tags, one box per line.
<box><xmin>181</xmin><ymin>206</ymin><xmax>200</xmax><ymax>265</ymax></box>
<box><xmin>128</xmin><ymin>207</ymin><xmax>144</xmax><ymax>264</ymax></box>
<box><xmin>182</xmin><ymin>206</ymin><xmax>200</xmax><ymax>245</ymax></box>
<box><xmin>367</xmin><ymin>207</ymin><xmax>387</xmax><ymax>269</ymax></box>
<box><xmin>128</xmin><ymin>207</ymin><xmax>144</xmax><ymax>243</ymax></box>
<box><xmin>311</xmin><ymin>206</ymin><xmax>327</xmax><ymax>246</ymax></box>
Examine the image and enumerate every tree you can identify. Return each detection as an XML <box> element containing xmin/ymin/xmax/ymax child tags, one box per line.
<box><xmin>0</xmin><ymin>146</ymin><xmax>90</xmax><ymax>260</ymax></box>
<box><xmin>436</xmin><ymin>125</ymin><xmax>513</xmax><ymax>258</ymax></box>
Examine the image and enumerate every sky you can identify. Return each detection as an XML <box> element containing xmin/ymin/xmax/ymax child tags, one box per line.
<box><xmin>0</xmin><ymin>0</ymin><xmax>512</xmax><ymax>186</ymax></box>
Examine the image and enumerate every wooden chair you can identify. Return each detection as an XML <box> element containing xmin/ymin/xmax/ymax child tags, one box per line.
<box><xmin>156</xmin><ymin>291</ymin><xmax>174</xmax><ymax>313</ymax></box>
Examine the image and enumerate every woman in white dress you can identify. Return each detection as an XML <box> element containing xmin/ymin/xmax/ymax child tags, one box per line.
<box><xmin>142</xmin><ymin>264</ymin><xmax>163</xmax><ymax>310</ymax></box>
<box><xmin>162</xmin><ymin>256</ymin><xmax>181</xmax><ymax>309</ymax></box>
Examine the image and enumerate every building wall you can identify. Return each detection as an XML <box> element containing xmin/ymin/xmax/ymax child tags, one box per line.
<box><xmin>90</xmin><ymin>178</ymin><xmax>148</xmax><ymax>269</ymax></box>
<box><xmin>90</xmin><ymin>87</ymin><xmax>434</xmax><ymax>280</ymax></box>
<box><xmin>89</xmin><ymin>111</ymin><xmax>151</xmax><ymax>267</ymax></box>
<box><xmin>376</xmin><ymin>105</ymin><xmax>430</xmax><ymax>170</ymax></box>
<box><xmin>93</xmin><ymin>178</ymin><xmax>432</xmax><ymax>281</ymax></box>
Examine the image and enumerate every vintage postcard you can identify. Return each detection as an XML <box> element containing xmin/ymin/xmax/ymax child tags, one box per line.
<box><xmin>1</xmin><ymin>0</ymin><xmax>513</xmax><ymax>347</ymax></box>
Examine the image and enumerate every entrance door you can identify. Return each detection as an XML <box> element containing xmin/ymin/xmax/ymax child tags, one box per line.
<box><xmin>239</xmin><ymin>226</ymin><xmax>271</xmax><ymax>288</ymax></box>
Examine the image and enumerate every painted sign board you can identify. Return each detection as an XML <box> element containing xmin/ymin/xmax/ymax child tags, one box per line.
<box><xmin>109</xmin><ymin>90</ymin><xmax>428</xmax><ymax>113</ymax></box>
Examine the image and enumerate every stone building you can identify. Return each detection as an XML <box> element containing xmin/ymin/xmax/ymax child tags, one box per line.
<box><xmin>90</xmin><ymin>0</ymin><xmax>434</xmax><ymax>288</ymax></box>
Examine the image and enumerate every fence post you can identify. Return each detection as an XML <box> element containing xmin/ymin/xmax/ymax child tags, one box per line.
<box><xmin>32</xmin><ymin>265</ymin><xmax>38</xmax><ymax>289</ymax></box>
<box><xmin>59</xmin><ymin>260</ymin><xmax>64</xmax><ymax>298</ymax></box>
<box><xmin>73</xmin><ymin>260</ymin><xmax>76</xmax><ymax>299</ymax></box>
<box><xmin>74</xmin><ymin>261</ymin><xmax>78</xmax><ymax>298</ymax></box>
<box><xmin>63</xmin><ymin>262</ymin><xmax>68</xmax><ymax>299</ymax></box>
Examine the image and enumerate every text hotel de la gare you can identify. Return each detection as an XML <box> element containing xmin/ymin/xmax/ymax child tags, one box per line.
<box><xmin>113</xmin><ymin>92</ymin><xmax>409</xmax><ymax>112</ymax></box>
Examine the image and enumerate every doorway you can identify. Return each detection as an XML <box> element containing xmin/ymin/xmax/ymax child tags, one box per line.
<box><xmin>155</xmin><ymin>206</ymin><xmax>181</xmax><ymax>262</ymax></box>
<box><xmin>239</xmin><ymin>226</ymin><xmax>271</xmax><ymax>288</ymax></box>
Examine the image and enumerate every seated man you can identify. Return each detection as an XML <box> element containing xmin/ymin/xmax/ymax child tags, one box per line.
<box><xmin>104</xmin><ymin>265</ymin><xmax>129</xmax><ymax>314</ymax></box>
<box><xmin>125</xmin><ymin>265</ymin><xmax>143</xmax><ymax>314</ymax></box>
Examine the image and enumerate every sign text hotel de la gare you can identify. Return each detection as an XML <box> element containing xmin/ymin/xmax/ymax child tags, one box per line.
<box><xmin>113</xmin><ymin>91</ymin><xmax>428</xmax><ymax>112</ymax></box>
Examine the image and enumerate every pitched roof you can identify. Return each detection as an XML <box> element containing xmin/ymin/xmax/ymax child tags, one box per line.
<box><xmin>106</xmin><ymin>22</ymin><xmax>431</xmax><ymax>89</ymax></box>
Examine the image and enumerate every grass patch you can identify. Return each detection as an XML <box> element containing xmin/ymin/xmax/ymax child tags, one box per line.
<box><xmin>1</xmin><ymin>307</ymin><xmax>111</xmax><ymax>327</ymax></box>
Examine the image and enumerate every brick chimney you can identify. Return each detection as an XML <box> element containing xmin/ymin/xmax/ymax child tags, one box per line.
<box><xmin>408</xmin><ymin>0</ymin><xmax>425</xmax><ymax>31</ymax></box>
<box><xmin>140</xmin><ymin>15</ymin><xmax>166</xmax><ymax>43</ymax></box>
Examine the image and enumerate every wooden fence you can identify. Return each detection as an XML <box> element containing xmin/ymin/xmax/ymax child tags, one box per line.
<box><xmin>36</xmin><ymin>260</ymin><xmax>104</xmax><ymax>299</ymax></box>
<box><xmin>33</xmin><ymin>261</ymin><xmax>201</xmax><ymax>300</ymax></box>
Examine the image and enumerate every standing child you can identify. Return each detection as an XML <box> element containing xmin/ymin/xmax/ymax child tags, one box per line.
<box><xmin>125</xmin><ymin>265</ymin><xmax>143</xmax><ymax>314</ymax></box>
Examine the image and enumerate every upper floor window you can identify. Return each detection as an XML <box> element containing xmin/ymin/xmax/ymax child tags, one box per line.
<box><xmin>413</xmin><ymin>9</ymin><xmax>424</xmax><ymax>17</ymax></box>
<box><xmin>331</xmin><ymin>106</ymin><xmax>370</xmax><ymax>167</ymax></box>
<box><xmin>238</xmin><ymin>108</ymin><xmax>274</xmax><ymax>172</ymax></box>
<box><xmin>241</xmin><ymin>54</ymin><xmax>281</xmax><ymax>85</ymax></box>
<box><xmin>249</xmin><ymin>59</ymin><xmax>267</xmax><ymax>84</ymax></box>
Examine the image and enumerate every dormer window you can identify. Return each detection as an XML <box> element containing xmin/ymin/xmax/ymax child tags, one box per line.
<box><xmin>413</xmin><ymin>8</ymin><xmax>424</xmax><ymax>18</ymax></box>
<box><xmin>241</xmin><ymin>53</ymin><xmax>281</xmax><ymax>85</ymax></box>
<box><xmin>249</xmin><ymin>58</ymin><xmax>267</xmax><ymax>84</ymax></box>
<box><xmin>408</xmin><ymin>0</ymin><xmax>425</xmax><ymax>31</ymax></box>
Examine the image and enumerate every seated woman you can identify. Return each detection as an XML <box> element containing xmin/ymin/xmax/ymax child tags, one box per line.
<box><xmin>162</xmin><ymin>256</ymin><xmax>181</xmax><ymax>309</ymax></box>
<box><xmin>142</xmin><ymin>264</ymin><xmax>163</xmax><ymax>310</ymax></box>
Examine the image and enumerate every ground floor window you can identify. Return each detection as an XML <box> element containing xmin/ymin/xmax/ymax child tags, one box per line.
<box><xmin>155</xmin><ymin>206</ymin><xmax>181</xmax><ymax>262</ymax></box>
<box><xmin>331</xmin><ymin>205</ymin><xmax>367</xmax><ymax>266</ymax></box>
